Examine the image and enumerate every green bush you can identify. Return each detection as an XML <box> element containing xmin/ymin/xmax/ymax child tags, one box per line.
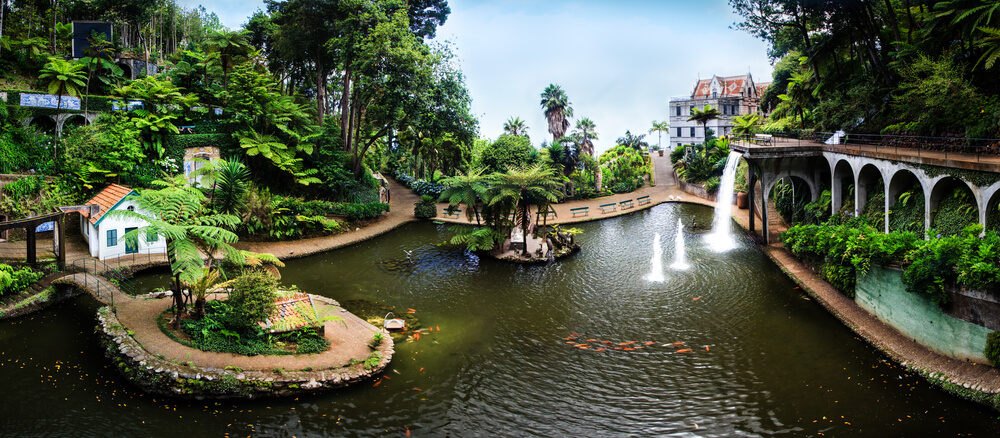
<box><xmin>329</xmin><ymin>202</ymin><xmax>389</xmax><ymax>220</ymax></box>
<box><xmin>414</xmin><ymin>195</ymin><xmax>437</xmax><ymax>219</ymax></box>
<box><xmin>227</xmin><ymin>271</ymin><xmax>278</xmax><ymax>329</ymax></box>
<box><xmin>931</xmin><ymin>187</ymin><xmax>978</xmax><ymax>237</ymax></box>
<box><xmin>180</xmin><ymin>300</ymin><xmax>330</xmax><ymax>356</ymax></box>
<box><xmin>0</xmin><ymin>264</ymin><xmax>44</xmax><ymax>295</ymax></box>
<box><xmin>985</xmin><ymin>332</ymin><xmax>1000</xmax><ymax>368</ymax></box>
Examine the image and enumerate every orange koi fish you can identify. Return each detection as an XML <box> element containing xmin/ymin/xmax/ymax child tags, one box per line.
<box><xmin>419</xmin><ymin>368</ymin><xmax>424</xmax><ymax>372</ymax></box>
<box><xmin>373</xmin><ymin>380</ymin><xmax>381</xmax><ymax>387</ymax></box>
<box><xmin>436</xmin><ymin>326</ymin><xmax>441</xmax><ymax>331</ymax></box>
<box><xmin>692</xmin><ymin>297</ymin><xmax>701</xmax><ymax>301</ymax></box>
<box><xmin>676</xmin><ymin>349</ymin><xmax>692</xmax><ymax>353</ymax></box>
<box><xmin>619</xmin><ymin>341</ymin><xmax>636</xmax><ymax>346</ymax></box>
<box><xmin>573</xmin><ymin>344</ymin><xmax>588</xmax><ymax>347</ymax></box>
<box><xmin>578</xmin><ymin>346</ymin><xmax>590</xmax><ymax>349</ymax></box>
<box><xmin>566</xmin><ymin>341</ymin><xmax>575</xmax><ymax>344</ymax></box>
<box><xmin>407</xmin><ymin>308</ymin><xmax>416</xmax><ymax>313</ymax></box>
<box><xmin>601</xmin><ymin>341</ymin><xmax>612</xmax><ymax>344</ymax></box>
<box><xmin>705</xmin><ymin>346</ymin><xmax>710</xmax><ymax>351</ymax></box>
<box><xmin>587</xmin><ymin>339</ymin><xmax>599</xmax><ymax>342</ymax></box>
<box><xmin>644</xmin><ymin>341</ymin><xmax>655</xmax><ymax>345</ymax></box>
<box><xmin>406</xmin><ymin>427</ymin><xmax>411</xmax><ymax>437</ymax></box>
<box><xmin>413</xmin><ymin>332</ymin><xmax>421</xmax><ymax>340</ymax></box>
<box><xmin>595</xmin><ymin>348</ymin><xmax>607</xmax><ymax>352</ymax></box>
<box><xmin>673</xmin><ymin>342</ymin><xmax>686</xmax><ymax>346</ymax></box>
<box><xmin>413</xmin><ymin>388</ymin><xmax>422</xmax><ymax>391</ymax></box>
<box><xmin>623</xmin><ymin>348</ymin><xmax>635</xmax><ymax>351</ymax></box>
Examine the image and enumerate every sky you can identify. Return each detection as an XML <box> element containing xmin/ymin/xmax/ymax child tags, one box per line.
<box><xmin>177</xmin><ymin>0</ymin><xmax>774</xmax><ymax>155</ymax></box>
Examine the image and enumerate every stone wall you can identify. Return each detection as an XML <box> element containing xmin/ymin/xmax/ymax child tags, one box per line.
<box><xmin>673</xmin><ymin>171</ymin><xmax>717</xmax><ymax>202</ymax></box>
<box><xmin>856</xmin><ymin>266</ymin><xmax>990</xmax><ymax>362</ymax></box>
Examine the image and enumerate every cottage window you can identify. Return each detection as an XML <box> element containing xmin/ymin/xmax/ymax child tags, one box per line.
<box><xmin>107</xmin><ymin>229</ymin><xmax>117</xmax><ymax>247</ymax></box>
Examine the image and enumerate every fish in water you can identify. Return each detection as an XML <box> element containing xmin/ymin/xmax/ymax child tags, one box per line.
<box><xmin>705</xmin><ymin>346</ymin><xmax>710</xmax><ymax>351</ymax></box>
<box><xmin>595</xmin><ymin>348</ymin><xmax>607</xmax><ymax>352</ymax></box>
<box><xmin>644</xmin><ymin>341</ymin><xmax>655</xmax><ymax>345</ymax></box>
<box><xmin>587</xmin><ymin>339</ymin><xmax>599</xmax><ymax>342</ymax></box>
<box><xmin>676</xmin><ymin>349</ymin><xmax>692</xmax><ymax>353</ymax></box>
<box><xmin>619</xmin><ymin>341</ymin><xmax>636</xmax><ymax>346</ymax></box>
<box><xmin>673</xmin><ymin>342</ymin><xmax>686</xmax><ymax>346</ymax></box>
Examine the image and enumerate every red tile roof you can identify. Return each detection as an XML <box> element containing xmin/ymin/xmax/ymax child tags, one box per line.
<box><xmin>85</xmin><ymin>184</ymin><xmax>135</xmax><ymax>225</ymax></box>
<box><xmin>755</xmin><ymin>82</ymin><xmax>772</xmax><ymax>97</ymax></box>
<box><xmin>263</xmin><ymin>292</ymin><xmax>321</xmax><ymax>333</ymax></box>
<box><xmin>692</xmin><ymin>74</ymin><xmax>753</xmax><ymax>98</ymax></box>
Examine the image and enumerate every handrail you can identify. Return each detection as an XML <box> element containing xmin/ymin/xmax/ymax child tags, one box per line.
<box><xmin>732</xmin><ymin>132</ymin><xmax>1000</xmax><ymax>162</ymax></box>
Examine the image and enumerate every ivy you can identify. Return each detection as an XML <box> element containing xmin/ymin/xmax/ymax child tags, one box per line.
<box><xmin>918</xmin><ymin>164</ymin><xmax>1000</xmax><ymax>188</ymax></box>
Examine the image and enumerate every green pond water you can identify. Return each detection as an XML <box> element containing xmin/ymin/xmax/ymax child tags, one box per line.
<box><xmin>2</xmin><ymin>203</ymin><xmax>999</xmax><ymax>436</ymax></box>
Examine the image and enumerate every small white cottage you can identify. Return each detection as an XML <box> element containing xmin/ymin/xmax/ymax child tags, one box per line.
<box><xmin>80</xmin><ymin>184</ymin><xmax>167</xmax><ymax>260</ymax></box>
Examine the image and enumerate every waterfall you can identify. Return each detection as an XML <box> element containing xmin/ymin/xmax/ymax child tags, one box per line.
<box><xmin>706</xmin><ymin>151</ymin><xmax>742</xmax><ymax>252</ymax></box>
<box><xmin>670</xmin><ymin>218</ymin><xmax>689</xmax><ymax>270</ymax></box>
<box><xmin>646</xmin><ymin>232</ymin><xmax>664</xmax><ymax>282</ymax></box>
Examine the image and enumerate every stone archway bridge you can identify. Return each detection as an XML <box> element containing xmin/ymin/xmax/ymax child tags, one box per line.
<box><xmin>732</xmin><ymin>135</ymin><xmax>1000</xmax><ymax>243</ymax></box>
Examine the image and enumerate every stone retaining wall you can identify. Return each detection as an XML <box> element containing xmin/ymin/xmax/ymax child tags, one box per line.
<box><xmin>673</xmin><ymin>171</ymin><xmax>717</xmax><ymax>202</ymax></box>
<box><xmin>97</xmin><ymin>303</ymin><xmax>394</xmax><ymax>400</ymax></box>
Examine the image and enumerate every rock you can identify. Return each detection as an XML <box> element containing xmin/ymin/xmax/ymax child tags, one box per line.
<box><xmin>302</xmin><ymin>379</ymin><xmax>321</xmax><ymax>390</ymax></box>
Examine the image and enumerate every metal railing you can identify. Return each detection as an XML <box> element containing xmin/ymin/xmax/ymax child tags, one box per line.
<box><xmin>732</xmin><ymin>132</ymin><xmax>1000</xmax><ymax>163</ymax></box>
<box><xmin>813</xmin><ymin>132</ymin><xmax>1000</xmax><ymax>162</ymax></box>
<box><xmin>66</xmin><ymin>257</ymin><xmax>136</xmax><ymax>300</ymax></box>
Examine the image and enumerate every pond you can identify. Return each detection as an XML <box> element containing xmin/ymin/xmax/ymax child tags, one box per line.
<box><xmin>1</xmin><ymin>203</ymin><xmax>998</xmax><ymax>436</ymax></box>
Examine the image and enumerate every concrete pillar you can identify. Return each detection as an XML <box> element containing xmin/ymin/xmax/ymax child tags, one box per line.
<box><xmin>884</xmin><ymin>183</ymin><xmax>891</xmax><ymax>234</ymax></box>
<box><xmin>748</xmin><ymin>165</ymin><xmax>756</xmax><ymax>234</ymax></box>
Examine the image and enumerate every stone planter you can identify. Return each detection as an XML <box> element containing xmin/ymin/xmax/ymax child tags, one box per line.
<box><xmin>736</xmin><ymin>191</ymin><xmax>749</xmax><ymax>209</ymax></box>
<box><xmin>657</xmin><ymin>150</ymin><xmax>664</xmax><ymax>157</ymax></box>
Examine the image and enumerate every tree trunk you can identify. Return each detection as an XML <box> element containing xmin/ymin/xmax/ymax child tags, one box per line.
<box><xmin>194</xmin><ymin>296</ymin><xmax>206</xmax><ymax>319</ymax></box>
<box><xmin>316</xmin><ymin>58</ymin><xmax>326</xmax><ymax>123</ymax></box>
<box><xmin>340</xmin><ymin>69</ymin><xmax>352</xmax><ymax>150</ymax></box>
<box><xmin>0</xmin><ymin>0</ymin><xmax>5</xmax><ymax>57</ymax></box>
<box><xmin>171</xmin><ymin>273</ymin><xmax>184</xmax><ymax>329</ymax></box>
<box><xmin>50</xmin><ymin>0</ymin><xmax>57</xmax><ymax>54</ymax></box>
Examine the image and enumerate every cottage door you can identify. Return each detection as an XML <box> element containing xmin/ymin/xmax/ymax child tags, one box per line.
<box><xmin>124</xmin><ymin>227</ymin><xmax>138</xmax><ymax>254</ymax></box>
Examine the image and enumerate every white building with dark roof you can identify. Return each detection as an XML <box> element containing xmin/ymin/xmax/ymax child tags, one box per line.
<box><xmin>668</xmin><ymin>73</ymin><xmax>770</xmax><ymax>148</ymax></box>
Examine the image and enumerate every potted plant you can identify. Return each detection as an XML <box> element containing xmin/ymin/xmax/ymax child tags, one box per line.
<box><xmin>734</xmin><ymin>161</ymin><xmax>749</xmax><ymax>209</ymax></box>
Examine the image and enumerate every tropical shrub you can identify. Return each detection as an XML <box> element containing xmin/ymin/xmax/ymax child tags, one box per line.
<box><xmin>329</xmin><ymin>202</ymin><xmax>389</xmax><ymax>220</ymax></box>
<box><xmin>599</xmin><ymin>145</ymin><xmax>647</xmax><ymax>193</ymax></box>
<box><xmin>180</xmin><ymin>300</ymin><xmax>329</xmax><ymax>356</ymax></box>
<box><xmin>889</xmin><ymin>188</ymin><xmax>925</xmax><ymax>238</ymax></box>
<box><xmin>930</xmin><ymin>187</ymin><xmax>978</xmax><ymax>237</ymax></box>
<box><xmin>226</xmin><ymin>271</ymin><xmax>279</xmax><ymax>329</ymax></box>
<box><xmin>414</xmin><ymin>195</ymin><xmax>438</xmax><ymax>219</ymax></box>
<box><xmin>903</xmin><ymin>225</ymin><xmax>1000</xmax><ymax>304</ymax></box>
<box><xmin>476</xmin><ymin>134</ymin><xmax>533</xmax><ymax>174</ymax></box>
<box><xmin>986</xmin><ymin>332</ymin><xmax>1000</xmax><ymax>368</ymax></box>
<box><xmin>0</xmin><ymin>264</ymin><xmax>44</xmax><ymax>296</ymax></box>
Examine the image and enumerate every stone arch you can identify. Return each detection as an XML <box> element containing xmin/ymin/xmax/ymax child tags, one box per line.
<box><xmin>929</xmin><ymin>177</ymin><xmax>979</xmax><ymax>236</ymax></box>
<box><xmin>832</xmin><ymin>159</ymin><xmax>854</xmax><ymax>215</ymax></box>
<box><xmin>983</xmin><ymin>183</ymin><xmax>1000</xmax><ymax>233</ymax></box>
<box><xmin>58</xmin><ymin>114</ymin><xmax>89</xmax><ymax>135</ymax></box>
<box><xmin>767</xmin><ymin>175</ymin><xmax>815</xmax><ymax>225</ymax></box>
<box><xmin>25</xmin><ymin>116</ymin><xmax>56</xmax><ymax>134</ymax></box>
<box><xmin>856</xmin><ymin>163</ymin><xmax>885</xmax><ymax>222</ymax></box>
<box><xmin>887</xmin><ymin>169</ymin><xmax>925</xmax><ymax>235</ymax></box>
<box><xmin>117</xmin><ymin>63</ymin><xmax>133</xmax><ymax>80</ymax></box>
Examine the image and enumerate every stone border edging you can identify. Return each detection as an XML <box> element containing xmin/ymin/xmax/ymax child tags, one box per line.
<box><xmin>759</xmin><ymin>245</ymin><xmax>1000</xmax><ymax>410</ymax></box>
<box><xmin>97</xmin><ymin>297</ymin><xmax>394</xmax><ymax>400</ymax></box>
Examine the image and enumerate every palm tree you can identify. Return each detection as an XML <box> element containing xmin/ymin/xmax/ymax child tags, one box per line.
<box><xmin>540</xmin><ymin>84</ymin><xmax>574</xmax><ymax>145</ymax></box>
<box><xmin>439</xmin><ymin>168</ymin><xmax>488</xmax><ymax>225</ymax></box>
<box><xmin>80</xmin><ymin>31</ymin><xmax>123</xmax><ymax>115</ymax></box>
<box><xmin>778</xmin><ymin>69</ymin><xmax>815</xmax><ymax>124</ymax></box>
<box><xmin>486</xmin><ymin>164</ymin><xmax>562</xmax><ymax>257</ymax></box>
<box><xmin>731</xmin><ymin>113</ymin><xmax>761</xmax><ymax>136</ymax></box>
<box><xmin>648</xmin><ymin>120</ymin><xmax>670</xmax><ymax>150</ymax></box>
<box><xmin>503</xmin><ymin>116</ymin><xmax>529</xmax><ymax>137</ymax></box>
<box><xmin>204</xmin><ymin>29</ymin><xmax>251</xmax><ymax>92</ymax></box>
<box><xmin>617</xmin><ymin>130</ymin><xmax>649</xmax><ymax>151</ymax></box>
<box><xmin>108</xmin><ymin>175</ymin><xmax>271</xmax><ymax>327</ymax></box>
<box><xmin>687</xmin><ymin>105</ymin><xmax>721</xmax><ymax>140</ymax></box>
<box><xmin>39</xmin><ymin>57</ymin><xmax>86</xmax><ymax>166</ymax></box>
<box><xmin>572</xmin><ymin>118</ymin><xmax>599</xmax><ymax>157</ymax></box>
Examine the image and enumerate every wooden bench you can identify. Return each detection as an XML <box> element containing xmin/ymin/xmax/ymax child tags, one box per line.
<box><xmin>637</xmin><ymin>196</ymin><xmax>651</xmax><ymax>206</ymax></box>
<box><xmin>570</xmin><ymin>206</ymin><xmax>589</xmax><ymax>217</ymax></box>
<box><xmin>599</xmin><ymin>203</ymin><xmax>617</xmax><ymax>214</ymax></box>
<box><xmin>535</xmin><ymin>208</ymin><xmax>556</xmax><ymax>222</ymax></box>
<box><xmin>754</xmin><ymin>134</ymin><xmax>773</xmax><ymax>146</ymax></box>
<box><xmin>619</xmin><ymin>199</ymin><xmax>635</xmax><ymax>210</ymax></box>
<box><xmin>443</xmin><ymin>207</ymin><xmax>461</xmax><ymax>218</ymax></box>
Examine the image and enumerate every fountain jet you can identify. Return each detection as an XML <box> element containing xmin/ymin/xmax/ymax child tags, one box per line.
<box><xmin>671</xmin><ymin>218</ymin><xmax>690</xmax><ymax>270</ymax></box>
<box><xmin>646</xmin><ymin>232</ymin><xmax>665</xmax><ymax>282</ymax></box>
<box><xmin>706</xmin><ymin>151</ymin><xmax>742</xmax><ymax>252</ymax></box>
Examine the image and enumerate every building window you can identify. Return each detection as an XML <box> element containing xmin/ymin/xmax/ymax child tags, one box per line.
<box><xmin>689</xmin><ymin>106</ymin><xmax>694</xmax><ymax>115</ymax></box>
<box><xmin>677</xmin><ymin>127</ymin><xmax>682</xmax><ymax>138</ymax></box>
<box><xmin>675</xmin><ymin>106</ymin><xmax>681</xmax><ymax>116</ymax></box>
<box><xmin>107</xmin><ymin>229</ymin><xmax>117</xmax><ymax>247</ymax></box>
<box><xmin>127</xmin><ymin>205</ymin><xmax>135</xmax><ymax>212</ymax></box>
<box><xmin>690</xmin><ymin>127</ymin><xmax>696</xmax><ymax>137</ymax></box>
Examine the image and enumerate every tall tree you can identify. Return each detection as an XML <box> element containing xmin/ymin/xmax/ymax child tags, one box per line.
<box><xmin>486</xmin><ymin>164</ymin><xmax>561</xmax><ymax>257</ymax></box>
<box><xmin>38</xmin><ymin>56</ymin><xmax>85</xmax><ymax>166</ymax></box>
<box><xmin>648</xmin><ymin>120</ymin><xmax>669</xmax><ymax>150</ymax></box>
<box><xmin>203</xmin><ymin>28</ymin><xmax>251</xmax><ymax>93</ymax></box>
<box><xmin>616</xmin><ymin>130</ymin><xmax>649</xmax><ymax>151</ymax></box>
<box><xmin>439</xmin><ymin>168</ymin><xmax>487</xmax><ymax>225</ymax></box>
<box><xmin>540</xmin><ymin>84</ymin><xmax>574</xmax><ymax>145</ymax></box>
<box><xmin>572</xmin><ymin>117</ymin><xmax>598</xmax><ymax>157</ymax></box>
<box><xmin>687</xmin><ymin>105</ymin><xmax>721</xmax><ymax>140</ymax></box>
